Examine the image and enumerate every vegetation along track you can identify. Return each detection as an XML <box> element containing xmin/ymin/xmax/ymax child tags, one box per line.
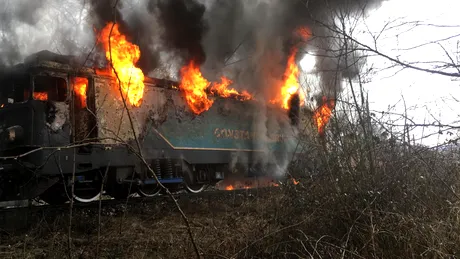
<box><xmin>0</xmin><ymin>187</ymin><xmax>279</xmax><ymax>234</ymax></box>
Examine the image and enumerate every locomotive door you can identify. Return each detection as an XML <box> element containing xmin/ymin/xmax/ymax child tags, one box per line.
<box><xmin>71</xmin><ymin>76</ymin><xmax>96</xmax><ymax>152</ymax></box>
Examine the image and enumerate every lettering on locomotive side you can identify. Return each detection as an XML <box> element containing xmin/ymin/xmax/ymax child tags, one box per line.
<box><xmin>213</xmin><ymin>128</ymin><xmax>285</xmax><ymax>143</ymax></box>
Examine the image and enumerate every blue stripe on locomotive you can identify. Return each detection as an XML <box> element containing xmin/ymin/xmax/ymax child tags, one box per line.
<box><xmin>149</xmin><ymin>97</ymin><xmax>295</xmax><ymax>152</ymax></box>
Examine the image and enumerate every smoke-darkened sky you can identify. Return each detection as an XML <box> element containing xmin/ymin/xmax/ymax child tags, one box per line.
<box><xmin>1</xmin><ymin>0</ymin><xmax>458</xmax><ymax>147</ymax></box>
<box><xmin>0</xmin><ymin>0</ymin><xmax>387</xmax><ymax>105</ymax></box>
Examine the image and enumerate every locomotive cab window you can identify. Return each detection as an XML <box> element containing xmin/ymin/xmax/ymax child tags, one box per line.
<box><xmin>33</xmin><ymin>76</ymin><xmax>67</xmax><ymax>102</ymax></box>
<box><xmin>0</xmin><ymin>76</ymin><xmax>31</xmax><ymax>103</ymax></box>
<box><xmin>73</xmin><ymin>77</ymin><xmax>88</xmax><ymax>108</ymax></box>
<box><xmin>0</xmin><ymin>79</ymin><xmax>13</xmax><ymax>105</ymax></box>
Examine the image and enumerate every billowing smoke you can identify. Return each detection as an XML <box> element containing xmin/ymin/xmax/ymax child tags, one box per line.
<box><xmin>197</xmin><ymin>0</ymin><xmax>386</xmax><ymax>100</ymax></box>
<box><xmin>0</xmin><ymin>0</ymin><xmax>95</xmax><ymax>67</ymax></box>
<box><xmin>0</xmin><ymin>0</ymin><xmax>48</xmax><ymax>66</ymax></box>
<box><xmin>190</xmin><ymin>0</ymin><xmax>386</xmax><ymax>174</ymax></box>
<box><xmin>87</xmin><ymin>0</ymin><xmax>209</xmax><ymax>76</ymax></box>
<box><xmin>0</xmin><ymin>0</ymin><xmax>386</xmax><ymax>176</ymax></box>
<box><xmin>0</xmin><ymin>0</ymin><xmax>385</xmax><ymax>89</ymax></box>
<box><xmin>154</xmin><ymin>0</ymin><xmax>209</xmax><ymax>66</ymax></box>
<box><xmin>87</xmin><ymin>0</ymin><xmax>160</xmax><ymax>73</ymax></box>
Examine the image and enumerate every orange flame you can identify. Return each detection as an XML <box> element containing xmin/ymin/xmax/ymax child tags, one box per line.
<box><xmin>292</xmin><ymin>178</ymin><xmax>300</xmax><ymax>185</ymax></box>
<box><xmin>270</xmin><ymin>27</ymin><xmax>311</xmax><ymax>109</ymax></box>
<box><xmin>269</xmin><ymin>48</ymin><xmax>305</xmax><ymax>109</ymax></box>
<box><xmin>314</xmin><ymin>96</ymin><xmax>336</xmax><ymax>135</ymax></box>
<box><xmin>222</xmin><ymin>180</ymin><xmax>284</xmax><ymax>190</ymax></box>
<box><xmin>271</xmin><ymin>182</ymin><xmax>280</xmax><ymax>187</ymax></box>
<box><xmin>97</xmin><ymin>23</ymin><xmax>145</xmax><ymax>107</ymax></box>
<box><xmin>220</xmin><ymin>177</ymin><xmax>283</xmax><ymax>191</ymax></box>
<box><xmin>210</xmin><ymin>76</ymin><xmax>233</xmax><ymax>96</ymax></box>
<box><xmin>74</xmin><ymin>77</ymin><xmax>88</xmax><ymax>108</ymax></box>
<box><xmin>179</xmin><ymin>62</ymin><xmax>254</xmax><ymax>114</ymax></box>
<box><xmin>210</xmin><ymin>77</ymin><xmax>253</xmax><ymax>101</ymax></box>
<box><xmin>295</xmin><ymin>26</ymin><xmax>312</xmax><ymax>40</ymax></box>
<box><xmin>33</xmin><ymin>92</ymin><xmax>48</xmax><ymax>101</ymax></box>
<box><xmin>179</xmin><ymin>61</ymin><xmax>214</xmax><ymax>114</ymax></box>
<box><xmin>280</xmin><ymin>48</ymin><xmax>301</xmax><ymax>109</ymax></box>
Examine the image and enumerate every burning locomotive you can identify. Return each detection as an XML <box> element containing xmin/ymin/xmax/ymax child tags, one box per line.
<box><xmin>0</xmin><ymin>50</ymin><xmax>301</xmax><ymax>204</ymax></box>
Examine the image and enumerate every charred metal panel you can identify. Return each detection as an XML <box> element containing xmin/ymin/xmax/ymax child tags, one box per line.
<box><xmin>93</xmin><ymin>75</ymin><xmax>297</xmax><ymax>153</ymax></box>
<box><xmin>0</xmin><ymin>104</ymin><xmax>34</xmax><ymax>151</ymax></box>
<box><xmin>94</xmin><ymin>76</ymin><xmax>175</xmax><ymax>145</ymax></box>
<box><xmin>147</xmin><ymin>97</ymin><xmax>295</xmax><ymax>151</ymax></box>
<box><xmin>94</xmin><ymin>76</ymin><xmax>144</xmax><ymax>144</ymax></box>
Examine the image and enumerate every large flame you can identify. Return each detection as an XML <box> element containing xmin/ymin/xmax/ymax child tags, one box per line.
<box><xmin>179</xmin><ymin>61</ymin><xmax>214</xmax><ymax>114</ymax></box>
<box><xmin>270</xmin><ymin>26</ymin><xmax>311</xmax><ymax>110</ymax></box>
<box><xmin>269</xmin><ymin>48</ymin><xmax>305</xmax><ymax>109</ymax></box>
<box><xmin>314</xmin><ymin>96</ymin><xmax>336</xmax><ymax>135</ymax></box>
<box><xmin>210</xmin><ymin>77</ymin><xmax>253</xmax><ymax>101</ymax></box>
<box><xmin>74</xmin><ymin>77</ymin><xmax>88</xmax><ymax>108</ymax></box>
<box><xmin>280</xmin><ymin>48</ymin><xmax>301</xmax><ymax>109</ymax></box>
<box><xmin>179</xmin><ymin>62</ymin><xmax>254</xmax><ymax>114</ymax></box>
<box><xmin>97</xmin><ymin>23</ymin><xmax>145</xmax><ymax>107</ymax></box>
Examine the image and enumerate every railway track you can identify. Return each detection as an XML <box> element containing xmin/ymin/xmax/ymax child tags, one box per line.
<box><xmin>0</xmin><ymin>186</ymin><xmax>280</xmax><ymax>234</ymax></box>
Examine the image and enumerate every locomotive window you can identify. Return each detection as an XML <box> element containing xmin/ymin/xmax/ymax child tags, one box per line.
<box><xmin>0</xmin><ymin>76</ymin><xmax>31</xmax><ymax>103</ymax></box>
<box><xmin>0</xmin><ymin>80</ymin><xmax>10</xmax><ymax>100</ymax></box>
<box><xmin>73</xmin><ymin>77</ymin><xmax>88</xmax><ymax>108</ymax></box>
<box><xmin>33</xmin><ymin>76</ymin><xmax>67</xmax><ymax>102</ymax></box>
<box><xmin>16</xmin><ymin>77</ymin><xmax>31</xmax><ymax>102</ymax></box>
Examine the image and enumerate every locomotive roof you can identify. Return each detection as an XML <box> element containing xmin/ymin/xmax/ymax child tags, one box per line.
<box><xmin>0</xmin><ymin>50</ymin><xmax>178</xmax><ymax>88</ymax></box>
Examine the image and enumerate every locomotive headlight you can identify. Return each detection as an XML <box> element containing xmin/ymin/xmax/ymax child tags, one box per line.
<box><xmin>6</xmin><ymin>125</ymin><xmax>24</xmax><ymax>143</ymax></box>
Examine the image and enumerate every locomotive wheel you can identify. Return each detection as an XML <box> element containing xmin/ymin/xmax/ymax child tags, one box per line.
<box><xmin>137</xmin><ymin>183</ymin><xmax>161</xmax><ymax>197</ymax></box>
<box><xmin>73</xmin><ymin>186</ymin><xmax>102</xmax><ymax>203</ymax></box>
<box><xmin>184</xmin><ymin>182</ymin><xmax>207</xmax><ymax>193</ymax></box>
<box><xmin>72</xmin><ymin>172</ymin><xmax>103</xmax><ymax>203</ymax></box>
<box><xmin>183</xmin><ymin>171</ymin><xmax>208</xmax><ymax>193</ymax></box>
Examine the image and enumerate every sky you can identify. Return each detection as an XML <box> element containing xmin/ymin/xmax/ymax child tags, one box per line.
<box><xmin>301</xmin><ymin>0</ymin><xmax>460</xmax><ymax>147</ymax></box>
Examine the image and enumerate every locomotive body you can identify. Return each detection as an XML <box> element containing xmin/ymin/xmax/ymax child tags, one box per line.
<box><xmin>0</xmin><ymin>51</ymin><xmax>300</xmax><ymax>203</ymax></box>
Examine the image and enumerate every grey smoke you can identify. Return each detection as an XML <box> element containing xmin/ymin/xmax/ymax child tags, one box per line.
<box><xmin>86</xmin><ymin>0</ymin><xmax>161</xmax><ymax>73</ymax></box>
<box><xmin>0</xmin><ymin>0</ymin><xmax>385</xmax><ymax>175</ymax></box>
<box><xmin>0</xmin><ymin>0</ymin><xmax>94</xmax><ymax>67</ymax></box>
<box><xmin>0</xmin><ymin>0</ymin><xmax>385</xmax><ymax>89</ymax></box>
<box><xmin>193</xmin><ymin>0</ymin><xmax>386</xmax><ymax>174</ymax></box>
<box><xmin>198</xmin><ymin>0</ymin><xmax>387</xmax><ymax>100</ymax></box>
<box><xmin>0</xmin><ymin>0</ymin><xmax>48</xmax><ymax>66</ymax></box>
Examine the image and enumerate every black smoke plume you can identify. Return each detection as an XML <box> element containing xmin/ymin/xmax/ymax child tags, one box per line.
<box><xmin>153</xmin><ymin>0</ymin><xmax>209</xmax><ymax>65</ymax></box>
<box><xmin>88</xmin><ymin>0</ymin><xmax>126</xmax><ymax>31</ymax></box>
<box><xmin>197</xmin><ymin>0</ymin><xmax>387</xmax><ymax>99</ymax></box>
<box><xmin>0</xmin><ymin>0</ymin><xmax>386</xmax><ymax>96</ymax></box>
<box><xmin>88</xmin><ymin>0</ymin><xmax>160</xmax><ymax>73</ymax></box>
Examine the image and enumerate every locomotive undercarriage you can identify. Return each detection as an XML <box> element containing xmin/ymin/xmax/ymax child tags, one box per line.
<box><xmin>0</xmin><ymin>146</ymin><xmax>227</xmax><ymax>204</ymax></box>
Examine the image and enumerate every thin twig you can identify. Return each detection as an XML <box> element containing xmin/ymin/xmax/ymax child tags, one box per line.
<box><xmin>96</xmin><ymin>164</ymin><xmax>110</xmax><ymax>258</ymax></box>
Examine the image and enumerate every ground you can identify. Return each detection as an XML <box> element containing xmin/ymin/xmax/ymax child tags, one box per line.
<box><xmin>0</xmin><ymin>173</ymin><xmax>459</xmax><ymax>259</ymax></box>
